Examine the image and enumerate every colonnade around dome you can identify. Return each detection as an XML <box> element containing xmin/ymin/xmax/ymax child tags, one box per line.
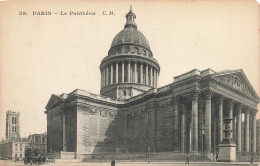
<box><xmin>101</xmin><ymin>61</ymin><xmax>159</xmax><ymax>88</ymax></box>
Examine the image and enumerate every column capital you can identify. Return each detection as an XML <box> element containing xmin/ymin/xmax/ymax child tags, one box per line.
<box><xmin>172</xmin><ymin>95</ymin><xmax>180</xmax><ymax>103</ymax></box>
<box><xmin>191</xmin><ymin>90</ymin><xmax>200</xmax><ymax>100</ymax></box>
<box><xmin>236</xmin><ymin>103</ymin><xmax>244</xmax><ymax>110</ymax></box>
<box><xmin>216</xmin><ymin>94</ymin><xmax>224</xmax><ymax>104</ymax></box>
<box><xmin>226</xmin><ymin>99</ymin><xmax>234</xmax><ymax>106</ymax></box>
<box><xmin>250</xmin><ymin>110</ymin><xmax>257</xmax><ymax>116</ymax></box>
<box><xmin>204</xmin><ymin>90</ymin><xmax>214</xmax><ymax>99</ymax></box>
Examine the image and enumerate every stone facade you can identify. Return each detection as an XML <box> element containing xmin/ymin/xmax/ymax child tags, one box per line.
<box><xmin>45</xmin><ymin>8</ymin><xmax>259</xmax><ymax>159</ymax></box>
<box><xmin>27</xmin><ymin>133</ymin><xmax>47</xmax><ymax>154</ymax></box>
<box><xmin>0</xmin><ymin>140</ymin><xmax>29</xmax><ymax>161</ymax></box>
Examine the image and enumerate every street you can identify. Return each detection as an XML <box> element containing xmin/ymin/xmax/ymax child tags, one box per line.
<box><xmin>0</xmin><ymin>160</ymin><xmax>259</xmax><ymax>166</ymax></box>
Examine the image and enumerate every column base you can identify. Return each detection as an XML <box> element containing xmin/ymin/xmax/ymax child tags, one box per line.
<box><xmin>218</xmin><ymin>143</ymin><xmax>236</xmax><ymax>162</ymax></box>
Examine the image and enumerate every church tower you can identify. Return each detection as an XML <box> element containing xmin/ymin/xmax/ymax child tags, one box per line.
<box><xmin>100</xmin><ymin>7</ymin><xmax>160</xmax><ymax>99</ymax></box>
<box><xmin>6</xmin><ymin>111</ymin><xmax>20</xmax><ymax>140</ymax></box>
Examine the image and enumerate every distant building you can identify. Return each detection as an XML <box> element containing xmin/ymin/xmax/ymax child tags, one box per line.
<box><xmin>27</xmin><ymin>133</ymin><xmax>47</xmax><ymax>154</ymax></box>
<box><xmin>0</xmin><ymin>139</ymin><xmax>29</xmax><ymax>161</ymax></box>
<box><xmin>6</xmin><ymin>111</ymin><xmax>20</xmax><ymax>140</ymax></box>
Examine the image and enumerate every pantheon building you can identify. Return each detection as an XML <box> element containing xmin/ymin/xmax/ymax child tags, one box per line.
<box><xmin>45</xmin><ymin>8</ymin><xmax>259</xmax><ymax>159</ymax></box>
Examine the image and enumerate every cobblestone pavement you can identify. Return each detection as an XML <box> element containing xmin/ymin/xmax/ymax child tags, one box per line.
<box><xmin>1</xmin><ymin>160</ymin><xmax>259</xmax><ymax>166</ymax></box>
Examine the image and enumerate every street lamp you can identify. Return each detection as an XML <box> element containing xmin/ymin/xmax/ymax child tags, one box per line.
<box><xmin>148</xmin><ymin>146</ymin><xmax>150</xmax><ymax>163</ymax></box>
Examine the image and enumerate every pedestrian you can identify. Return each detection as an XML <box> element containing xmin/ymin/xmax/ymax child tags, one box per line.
<box><xmin>53</xmin><ymin>157</ymin><xmax>55</xmax><ymax>164</ymax></box>
<box><xmin>216</xmin><ymin>152</ymin><xmax>218</xmax><ymax>161</ymax></box>
<box><xmin>185</xmin><ymin>153</ymin><xmax>189</xmax><ymax>165</ymax></box>
<box><xmin>111</xmin><ymin>158</ymin><xmax>115</xmax><ymax>166</ymax></box>
<box><xmin>250</xmin><ymin>153</ymin><xmax>254</xmax><ymax>164</ymax></box>
<box><xmin>46</xmin><ymin>157</ymin><xmax>48</xmax><ymax>164</ymax></box>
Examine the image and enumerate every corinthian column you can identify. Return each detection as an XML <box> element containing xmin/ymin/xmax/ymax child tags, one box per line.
<box><xmin>140</xmin><ymin>63</ymin><xmax>143</xmax><ymax>84</ymax></box>
<box><xmin>252</xmin><ymin>111</ymin><xmax>256</xmax><ymax>152</ymax></box>
<box><xmin>122</xmin><ymin>62</ymin><xmax>124</xmax><ymax>83</ymax></box>
<box><xmin>62</xmin><ymin>112</ymin><xmax>67</xmax><ymax>152</ymax></box>
<box><xmin>116</xmin><ymin>62</ymin><xmax>118</xmax><ymax>83</ymax></box>
<box><xmin>244</xmin><ymin>110</ymin><xmax>250</xmax><ymax>152</ymax></box>
<box><xmin>217</xmin><ymin>96</ymin><xmax>224</xmax><ymax>145</ymax></box>
<box><xmin>173</xmin><ymin>97</ymin><xmax>179</xmax><ymax>151</ymax></box>
<box><xmin>191</xmin><ymin>91</ymin><xmax>199</xmax><ymax>152</ymax></box>
<box><xmin>106</xmin><ymin>66</ymin><xmax>109</xmax><ymax>85</ymax></box>
<box><xmin>236</xmin><ymin>104</ymin><xmax>242</xmax><ymax>151</ymax></box>
<box><xmin>111</xmin><ymin>64</ymin><xmax>113</xmax><ymax>84</ymax></box>
<box><xmin>204</xmin><ymin>90</ymin><xmax>213</xmax><ymax>152</ymax></box>
<box><xmin>134</xmin><ymin>62</ymin><xmax>137</xmax><ymax>83</ymax></box>
<box><xmin>146</xmin><ymin>64</ymin><xmax>148</xmax><ymax>85</ymax></box>
<box><xmin>150</xmin><ymin>67</ymin><xmax>153</xmax><ymax>86</ymax></box>
<box><xmin>128</xmin><ymin>61</ymin><xmax>130</xmax><ymax>82</ymax></box>
<box><xmin>180</xmin><ymin>102</ymin><xmax>186</xmax><ymax>152</ymax></box>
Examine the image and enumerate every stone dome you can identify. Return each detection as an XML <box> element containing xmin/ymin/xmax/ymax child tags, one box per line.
<box><xmin>110</xmin><ymin>27</ymin><xmax>150</xmax><ymax>50</ymax></box>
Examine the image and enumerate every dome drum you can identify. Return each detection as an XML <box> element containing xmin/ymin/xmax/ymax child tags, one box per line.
<box><xmin>100</xmin><ymin>55</ymin><xmax>160</xmax><ymax>72</ymax></box>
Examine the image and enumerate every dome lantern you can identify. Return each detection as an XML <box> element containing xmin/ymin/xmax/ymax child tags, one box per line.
<box><xmin>124</xmin><ymin>5</ymin><xmax>137</xmax><ymax>29</ymax></box>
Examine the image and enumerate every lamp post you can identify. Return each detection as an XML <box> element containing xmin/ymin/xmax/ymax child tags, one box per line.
<box><xmin>202</xmin><ymin>129</ymin><xmax>205</xmax><ymax>162</ymax></box>
<box><xmin>148</xmin><ymin>146</ymin><xmax>150</xmax><ymax>163</ymax></box>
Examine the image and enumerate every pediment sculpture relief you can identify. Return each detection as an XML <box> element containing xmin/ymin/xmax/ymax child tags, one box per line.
<box><xmin>216</xmin><ymin>74</ymin><xmax>252</xmax><ymax>97</ymax></box>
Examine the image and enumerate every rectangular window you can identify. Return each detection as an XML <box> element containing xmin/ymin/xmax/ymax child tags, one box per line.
<box><xmin>20</xmin><ymin>144</ymin><xmax>22</xmax><ymax>146</ymax></box>
<box><xmin>15</xmin><ymin>144</ymin><xmax>17</xmax><ymax>146</ymax></box>
<box><xmin>12</xmin><ymin>126</ymin><xmax>14</xmax><ymax>132</ymax></box>
<box><xmin>15</xmin><ymin>127</ymin><xmax>16</xmax><ymax>132</ymax></box>
<box><xmin>20</xmin><ymin>154</ymin><xmax>22</xmax><ymax>157</ymax></box>
<box><xmin>15</xmin><ymin>117</ymin><xmax>17</xmax><ymax>124</ymax></box>
<box><xmin>15</xmin><ymin>154</ymin><xmax>17</xmax><ymax>157</ymax></box>
<box><xmin>12</xmin><ymin>117</ymin><xmax>14</xmax><ymax>124</ymax></box>
<box><xmin>20</xmin><ymin>148</ymin><xmax>22</xmax><ymax>151</ymax></box>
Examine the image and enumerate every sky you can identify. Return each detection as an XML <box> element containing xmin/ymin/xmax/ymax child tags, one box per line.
<box><xmin>0</xmin><ymin>0</ymin><xmax>259</xmax><ymax>139</ymax></box>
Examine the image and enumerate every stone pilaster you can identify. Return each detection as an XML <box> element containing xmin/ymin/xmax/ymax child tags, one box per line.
<box><xmin>252</xmin><ymin>111</ymin><xmax>256</xmax><ymax>152</ymax></box>
<box><xmin>173</xmin><ymin>97</ymin><xmax>179</xmax><ymax>151</ymax></box>
<box><xmin>122</xmin><ymin>62</ymin><xmax>124</xmax><ymax>83</ymax></box>
<box><xmin>111</xmin><ymin>64</ymin><xmax>113</xmax><ymax>84</ymax></box>
<box><xmin>140</xmin><ymin>63</ymin><xmax>143</xmax><ymax>84</ymax></box>
<box><xmin>204</xmin><ymin>90</ymin><xmax>213</xmax><ymax>152</ymax></box>
<box><xmin>191</xmin><ymin>91</ymin><xmax>199</xmax><ymax>152</ymax></box>
<box><xmin>244</xmin><ymin>110</ymin><xmax>250</xmax><ymax>152</ymax></box>
<box><xmin>116</xmin><ymin>62</ymin><xmax>118</xmax><ymax>83</ymax></box>
<box><xmin>128</xmin><ymin>61</ymin><xmax>130</xmax><ymax>82</ymax></box>
<box><xmin>236</xmin><ymin>104</ymin><xmax>242</xmax><ymax>151</ymax></box>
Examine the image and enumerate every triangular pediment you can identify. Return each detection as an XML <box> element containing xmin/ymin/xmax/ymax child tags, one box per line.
<box><xmin>213</xmin><ymin>69</ymin><xmax>260</xmax><ymax>100</ymax></box>
<box><xmin>45</xmin><ymin>94</ymin><xmax>64</xmax><ymax>110</ymax></box>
